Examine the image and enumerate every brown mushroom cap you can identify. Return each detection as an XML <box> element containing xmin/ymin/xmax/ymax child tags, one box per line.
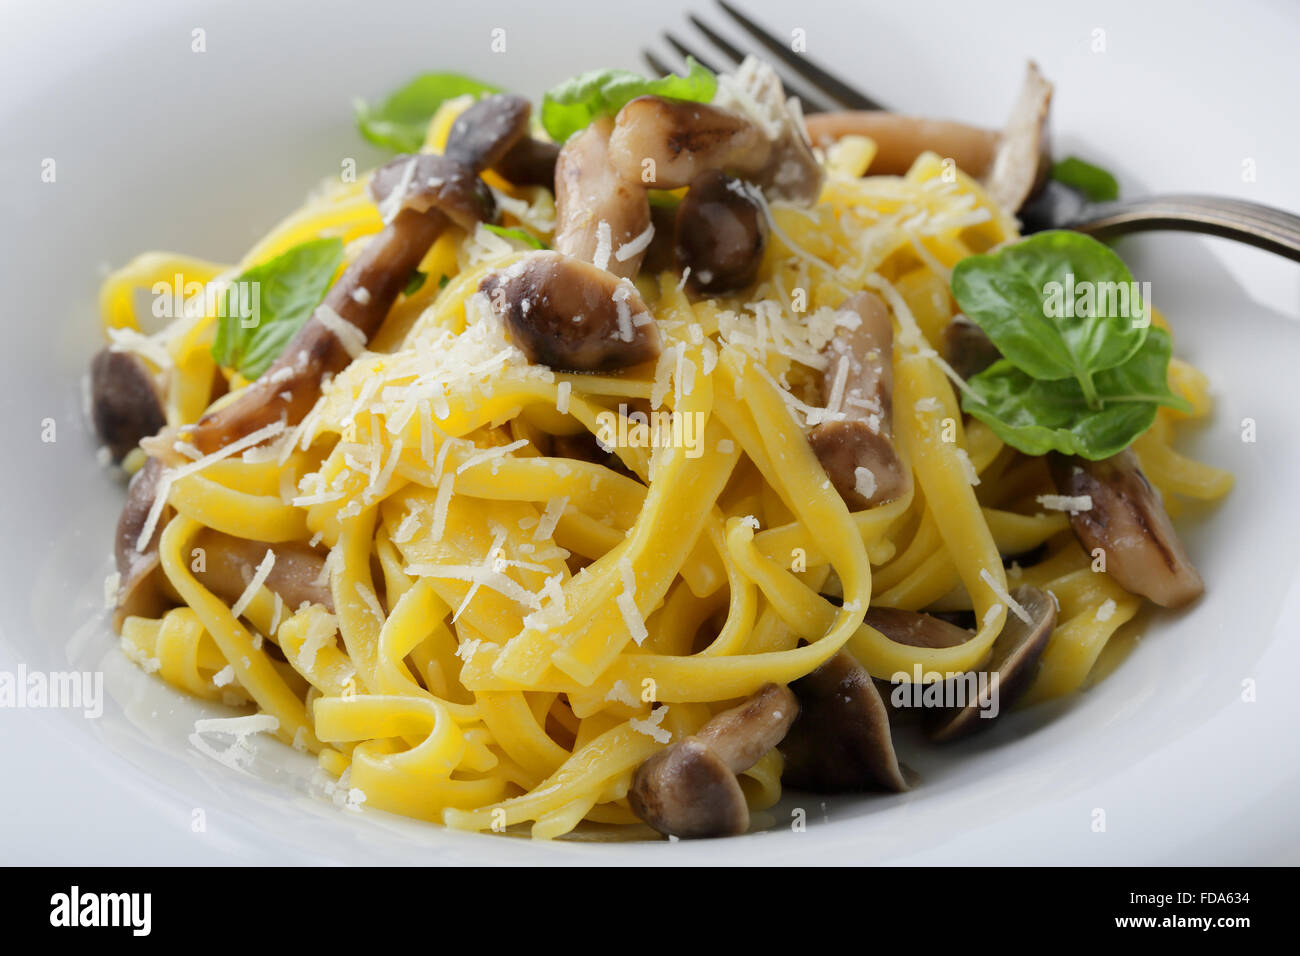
<box><xmin>480</xmin><ymin>250</ymin><xmax>661</xmax><ymax>372</ymax></box>
<box><xmin>629</xmin><ymin>683</ymin><xmax>797</xmax><ymax>839</ymax></box>
<box><xmin>674</xmin><ymin>170</ymin><xmax>768</xmax><ymax>294</ymax></box>
<box><xmin>90</xmin><ymin>348</ymin><xmax>166</xmax><ymax>463</ymax></box>
<box><xmin>443</xmin><ymin>93</ymin><xmax>532</xmax><ymax>171</ymax></box>
<box><xmin>368</xmin><ymin>153</ymin><xmax>496</xmax><ymax>232</ymax></box>
<box><xmin>607</xmin><ymin>95</ymin><xmax>771</xmax><ymax>190</ymax></box>
<box><xmin>808</xmin><ymin>291</ymin><xmax>907</xmax><ymax>510</ymax></box>
<box><xmin>629</xmin><ymin>738</ymin><xmax>749</xmax><ymax>839</ymax></box>
<box><xmin>779</xmin><ymin>650</ymin><xmax>909</xmax><ymax>793</ymax></box>
<box><xmin>929</xmin><ymin>585</ymin><xmax>1056</xmax><ymax>742</ymax></box>
<box><xmin>1049</xmin><ymin>449</ymin><xmax>1204</xmax><ymax>608</ymax></box>
<box><xmin>493</xmin><ymin>136</ymin><xmax>561</xmax><ymax>189</ymax></box>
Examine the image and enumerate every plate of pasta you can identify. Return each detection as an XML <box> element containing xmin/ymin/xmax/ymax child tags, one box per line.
<box><xmin>4</xmin><ymin>0</ymin><xmax>1299</xmax><ymax>864</ymax></box>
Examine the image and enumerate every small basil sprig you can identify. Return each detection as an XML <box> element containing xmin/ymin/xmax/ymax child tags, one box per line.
<box><xmin>1051</xmin><ymin>156</ymin><xmax>1119</xmax><ymax>202</ymax></box>
<box><xmin>541</xmin><ymin>58</ymin><xmax>716</xmax><ymax>143</ymax></box>
<box><xmin>211</xmin><ymin>238</ymin><xmax>343</xmax><ymax>380</ymax></box>
<box><xmin>483</xmin><ymin>224</ymin><xmax>548</xmax><ymax>249</ymax></box>
<box><xmin>952</xmin><ymin>231</ymin><xmax>1190</xmax><ymax>460</ymax></box>
<box><xmin>356</xmin><ymin>73</ymin><xmax>500</xmax><ymax>152</ymax></box>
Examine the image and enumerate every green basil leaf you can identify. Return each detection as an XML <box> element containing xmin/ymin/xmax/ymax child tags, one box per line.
<box><xmin>950</xmin><ymin>230</ymin><xmax>1150</xmax><ymax>407</ymax></box>
<box><xmin>541</xmin><ymin>58</ymin><xmax>716</xmax><ymax>143</ymax></box>
<box><xmin>962</xmin><ymin>328</ymin><xmax>1190</xmax><ymax>459</ymax></box>
<box><xmin>1051</xmin><ymin>156</ymin><xmax>1120</xmax><ymax>202</ymax></box>
<box><xmin>404</xmin><ymin>270</ymin><xmax>427</xmax><ymax>296</ymax></box>
<box><xmin>356</xmin><ymin>73</ymin><xmax>501</xmax><ymax>152</ymax></box>
<box><xmin>211</xmin><ymin>238</ymin><xmax>344</xmax><ymax>380</ymax></box>
<box><xmin>483</xmin><ymin>224</ymin><xmax>548</xmax><ymax>249</ymax></box>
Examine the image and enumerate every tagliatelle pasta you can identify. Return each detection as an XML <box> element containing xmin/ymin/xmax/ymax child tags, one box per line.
<box><xmin>93</xmin><ymin>63</ymin><xmax>1232</xmax><ymax>841</ymax></box>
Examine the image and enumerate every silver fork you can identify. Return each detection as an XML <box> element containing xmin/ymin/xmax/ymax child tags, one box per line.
<box><xmin>647</xmin><ymin>1</ymin><xmax>1300</xmax><ymax>263</ymax></box>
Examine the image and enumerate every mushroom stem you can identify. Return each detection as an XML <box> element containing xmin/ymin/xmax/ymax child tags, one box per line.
<box><xmin>180</xmin><ymin>95</ymin><xmax>531</xmax><ymax>456</ymax></box>
<box><xmin>807</xmin><ymin>291</ymin><xmax>907</xmax><ymax>510</ymax></box>
<box><xmin>553</xmin><ymin>117</ymin><xmax>652</xmax><ymax>279</ymax></box>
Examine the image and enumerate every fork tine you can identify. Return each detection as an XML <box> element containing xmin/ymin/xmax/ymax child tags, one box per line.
<box><xmin>716</xmin><ymin>0</ymin><xmax>887</xmax><ymax>110</ymax></box>
<box><xmin>663</xmin><ymin>32</ymin><xmax>722</xmax><ymax>76</ymax></box>
<box><xmin>643</xmin><ymin>49</ymin><xmax>675</xmax><ymax>77</ymax></box>
<box><xmin>687</xmin><ymin>13</ymin><xmax>747</xmax><ymax>65</ymax></box>
<box><xmin>686</xmin><ymin>14</ymin><xmax>836</xmax><ymax>113</ymax></box>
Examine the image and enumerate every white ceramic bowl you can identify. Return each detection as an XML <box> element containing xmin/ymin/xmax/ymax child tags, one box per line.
<box><xmin>2</xmin><ymin>0</ymin><xmax>1298</xmax><ymax>864</ymax></box>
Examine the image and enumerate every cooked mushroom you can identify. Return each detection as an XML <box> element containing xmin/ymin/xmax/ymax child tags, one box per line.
<box><xmin>929</xmin><ymin>585</ymin><xmax>1056</xmax><ymax>742</ymax></box>
<box><xmin>807</xmin><ymin>291</ymin><xmax>907</xmax><ymax>510</ymax></box>
<box><xmin>779</xmin><ymin>650</ymin><xmax>908</xmax><ymax>793</ymax></box>
<box><xmin>629</xmin><ymin>683</ymin><xmax>797</xmax><ymax>839</ymax></box>
<box><xmin>984</xmin><ymin>62</ymin><xmax>1053</xmax><ymax>215</ymax></box>
<box><xmin>193</xmin><ymin>528</ymin><xmax>334</xmax><ymax>614</ymax></box>
<box><xmin>941</xmin><ymin>315</ymin><xmax>1001</xmax><ymax>381</ymax></box>
<box><xmin>803</xmin><ymin>62</ymin><xmax>1051</xmax><ymax>212</ymax></box>
<box><xmin>1049</xmin><ymin>450</ymin><xmax>1203</xmax><ymax>608</ymax></box>
<box><xmin>553</xmin><ymin>117</ymin><xmax>652</xmax><ymax>279</ymax></box>
<box><xmin>368</xmin><ymin>152</ymin><xmax>496</xmax><ymax>231</ymax></box>
<box><xmin>863</xmin><ymin>606</ymin><xmax>973</xmax><ymax>649</ymax></box>
<box><xmin>805</xmin><ymin>113</ymin><xmax>1000</xmax><ymax>177</ymax></box>
<box><xmin>442</xmin><ymin>93</ymin><xmax>533</xmax><ymax>171</ymax></box>
<box><xmin>493</xmin><ymin>135</ymin><xmax>561</xmax><ymax>189</ymax></box>
<box><xmin>90</xmin><ymin>348</ymin><xmax>166</xmax><ymax>463</ymax></box>
<box><xmin>607</xmin><ymin>96</ymin><xmax>771</xmax><ymax>190</ymax></box>
<box><xmin>674</xmin><ymin>170</ymin><xmax>768</xmax><ymax>294</ymax></box>
<box><xmin>113</xmin><ymin>457</ymin><xmax>172</xmax><ymax>629</ymax></box>
<box><xmin>479</xmin><ymin>250</ymin><xmax>661</xmax><ymax>371</ymax></box>
<box><xmin>179</xmin><ymin>96</ymin><xmax>530</xmax><ymax>456</ymax></box>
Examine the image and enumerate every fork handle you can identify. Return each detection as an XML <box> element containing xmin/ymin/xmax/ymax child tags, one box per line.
<box><xmin>1071</xmin><ymin>194</ymin><xmax>1300</xmax><ymax>263</ymax></box>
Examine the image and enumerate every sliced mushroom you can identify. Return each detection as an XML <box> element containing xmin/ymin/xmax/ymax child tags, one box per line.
<box><xmin>479</xmin><ymin>250</ymin><xmax>661</xmax><ymax>372</ymax></box>
<box><xmin>553</xmin><ymin>117</ymin><xmax>652</xmax><ymax>279</ymax></box>
<box><xmin>984</xmin><ymin>62</ymin><xmax>1053</xmax><ymax>215</ymax></box>
<box><xmin>113</xmin><ymin>457</ymin><xmax>173</xmax><ymax>629</ymax></box>
<box><xmin>607</xmin><ymin>96</ymin><xmax>771</xmax><ymax>190</ymax></box>
<box><xmin>629</xmin><ymin>683</ymin><xmax>797</xmax><ymax>839</ymax></box>
<box><xmin>193</xmin><ymin>528</ymin><xmax>334</xmax><ymax>614</ymax></box>
<box><xmin>807</xmin><ymin>291</ymin><xmax>907</xmax><ymax>510</ymax></box>
<box><xmin>712</xmin><ymin>57</ymin><xmax>824</xmax><ymax>204</ymax></box>
<box><xmin>90</xmin><ymin>348</ymin><xmax>167</xmax><ymax>463</ymax></box>
<box><xmin>941</xmin><ymin>315</ymin><xmax>1001</xmax><ymax>381</ymax></box>
<box><xmin>929</xmin><ymin>585</ymin><xmax>1056</xmax><ymax>742</ymax></box>
<box><xmin>1049</xmin><ymin>450</ymin><xmax>1203</xmax><ymax>608</ymax></box>
<box><xmin>369</xmin><ymin>153</ymin><xmax>496</xmax><ymax>231</ymax></box>
<box><xmin>674</xmin><ymin>170</ymin><xmax>768</xmax><ymax>294</ymax></box>
<box><xmin>180</xmin><ymin>97</ymin><xmax>530</xmax><ymax>456</ymax></box>
<box><xmin>779</xmin><ymin>650</ymin><xmax>908</xmax><ymax>793</ymax></box>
